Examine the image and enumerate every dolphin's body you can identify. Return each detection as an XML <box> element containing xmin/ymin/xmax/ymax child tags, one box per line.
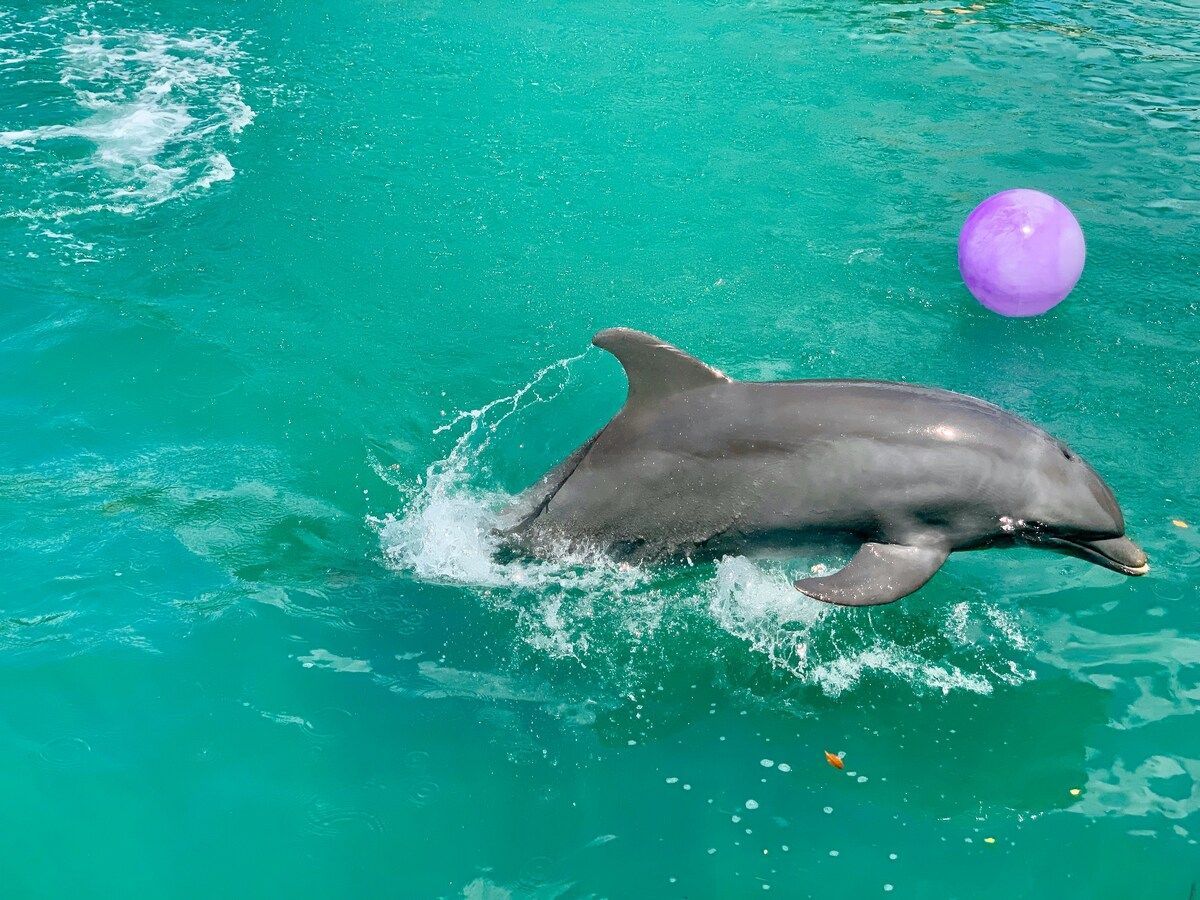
<box><xmin>499</xmin><ymin>328</ymin><xmax>1147</xmax><ymax>605</ymax></box>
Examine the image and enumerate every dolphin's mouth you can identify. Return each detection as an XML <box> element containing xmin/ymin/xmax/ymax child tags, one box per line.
<box><xmin>1034</xmin><ymin>534</ymin><xmax>1149</xmax><ymax>576</ymax></box>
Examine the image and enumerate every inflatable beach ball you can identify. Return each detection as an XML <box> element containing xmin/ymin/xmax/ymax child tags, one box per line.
<box><xmin>958</xmin><ymin>189</ymin><xmax>1086</xmax><ymax>317</ymax></box>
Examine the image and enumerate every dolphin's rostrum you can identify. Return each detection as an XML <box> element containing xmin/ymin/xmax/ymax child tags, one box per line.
<box><xmin>499</xmin><ymin>328</ymin><xmax>1147</xmax><ymax>605</ymax></box>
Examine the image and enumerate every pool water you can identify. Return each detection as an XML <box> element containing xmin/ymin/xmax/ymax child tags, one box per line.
<box><xmin>2</xmin><ymin>0</ymin><xmax>1197</xmax><ymax>895</ymax></box>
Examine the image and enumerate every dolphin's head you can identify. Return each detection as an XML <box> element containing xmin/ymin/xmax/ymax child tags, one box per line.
<box><xmin>1014</xmin><ymin>438</ymin><xmax>1148</xmax><ymax>576</ymax></box>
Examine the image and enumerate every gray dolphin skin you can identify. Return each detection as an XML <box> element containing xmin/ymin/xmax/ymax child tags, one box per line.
<box><xmin>499</xmin><ymin>328</ymin><xmax>1148</xmax><ymax>606</ymax></box>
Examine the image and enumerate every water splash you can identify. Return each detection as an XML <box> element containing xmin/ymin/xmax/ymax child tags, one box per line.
<box><xmin>707</xmin><ymin>555</ymin><xmax>1033</xmax><ymax>696</ymax></box>
<box><xmin>372</xmin><ymin>351</ymin><xmax>596</xmax><ymax>588</ymax></box>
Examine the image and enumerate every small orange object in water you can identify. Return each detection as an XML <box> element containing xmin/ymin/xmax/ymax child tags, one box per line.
<box><xmin>824</xmin><ymin>751</ymin><xmax>844</xmax><ymax>770</ymax></box>
<box><xmin>1172</xmin><ymin>519</ymin><xmax>1188</xmax><ymax>529</ymax></box>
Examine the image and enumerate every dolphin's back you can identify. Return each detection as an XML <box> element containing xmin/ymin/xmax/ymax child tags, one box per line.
<box><xmin>510</xmin><ymin>376</ymin><xmax>1059</xmax><ymax>555</ymax></box>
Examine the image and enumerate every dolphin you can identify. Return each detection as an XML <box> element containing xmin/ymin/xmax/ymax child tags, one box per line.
<box><xmin>498</xmin><ymin>328</ymin><xmax>1147</xmax><ymax>605</ymax></box>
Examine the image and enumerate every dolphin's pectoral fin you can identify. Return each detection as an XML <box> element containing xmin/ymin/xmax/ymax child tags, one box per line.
<box><xmin>794</xmin><ymin>542</ymin><xmax>949</xmax><ymax>606</ymax></box>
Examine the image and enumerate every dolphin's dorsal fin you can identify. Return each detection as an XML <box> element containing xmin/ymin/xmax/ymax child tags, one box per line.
<box><xmin>592</xmin><ymin>328</ymin><xmax>730</xmax><ymax>409</ymax></box>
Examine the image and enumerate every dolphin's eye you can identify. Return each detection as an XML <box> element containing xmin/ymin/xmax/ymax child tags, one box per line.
<box><xmin>1060</xmin><ymin>446</ymin><xmax>1074</xmax><ymax>461</ymax></box>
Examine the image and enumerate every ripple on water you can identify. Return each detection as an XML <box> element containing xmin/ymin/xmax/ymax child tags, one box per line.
<box><xmin>304</xmin><ymin>800</ymin><xmax>384</xmax><ymax>837</ymax></box>
<box><xmin>407</xmin><ymin>778</ymin><xmax>442</xmax><ymax>808</ymax></box>
<box><xmin>1039</xmin><ymin>615</ymin><xmax>1200</xmax><ymax>729</ymax></box>
<box><xmin>303</xmin><ymin>707</ymin><xmax>355</xmax><ymax>740</ymax></box>
<box><xmin>0</xmin><ymin>611</ymin><xmax>77</xmax><ymax>654</ymax></box>
<box><xmin>405</xmin><ymin>749</ymin><xmax>431</xmax><ymax>767</ymax></box>
<box><xmin>39</xmin><ymin>736</ymin><xmax>93</xmax><ymax>769</ymax></box>
<box><xmin>1074</xmin><ymin>754</ymin><xmax>1200</xmax><ymax>821</ymax></box>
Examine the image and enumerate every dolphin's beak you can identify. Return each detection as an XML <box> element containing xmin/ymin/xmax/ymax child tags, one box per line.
<box><xmin>1042</xmin><ymin>534</ymin><xmax>1149</xmax><ymax>576</ymax></box>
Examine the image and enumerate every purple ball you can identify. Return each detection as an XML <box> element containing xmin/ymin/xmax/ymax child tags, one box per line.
<box><xmin>957</xmin><ymin>189</ymin><xmax>1086</xmax><ymax>317</ymax></box>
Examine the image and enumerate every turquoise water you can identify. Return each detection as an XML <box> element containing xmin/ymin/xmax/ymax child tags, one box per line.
<box><xmin>2</xmin><ymin>0</ymin><xmax>1198</xmax><ymax>895</ymax></box>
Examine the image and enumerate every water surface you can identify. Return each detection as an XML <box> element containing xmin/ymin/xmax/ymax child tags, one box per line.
<box><xmin>2</xmin><ymin>0</ymin><xmax>1198</xmax><ymax>895</ymax></box>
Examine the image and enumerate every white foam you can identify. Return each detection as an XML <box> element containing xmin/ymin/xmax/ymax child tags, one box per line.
<box><xmin>707</xmin><ymin>555</ymin><xmax>828</xmax><ymax>673</ymax></box>
<box><xmin>195</xmin><ymin>151</ymin><xmax>234</xmax><ymax>189</ymax></box>
<box><xmin>0</xmin><ymin>16</ymin><xmax>257</xmax><ymax>237</ymax></box>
